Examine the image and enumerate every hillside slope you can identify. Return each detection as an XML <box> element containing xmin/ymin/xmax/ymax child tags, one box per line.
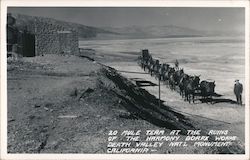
<box><xmin>7</xmin><ymin>54</ymin><xmax>244</xmax><ymax>154</ymax></box>
<box><xmin>10</xmin><ymin>13</ymin><xmax>116</xmax><ymax>38</ymax></box>
<box><xmin>9</xmin><ymin>13</ymin><xmax>205</xmax><ymax>40</ymax></box>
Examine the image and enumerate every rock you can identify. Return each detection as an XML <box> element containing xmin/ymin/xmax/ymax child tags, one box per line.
<box><xmin>34</xmin><ymin>104</ymin><xmax>41</xmax><ymax>108</ymax></box>
<box><xmin>8</xmin><ymin>118</ymin><xmax>15</xmax><ymax>123</ymax></box>
<box><xmin>85</xmin><ymin>88</ymin><xmax>94</xmax><ymax>93</ymax></box>
<box><xmin>70</xmin><ymin>87</ymin><xmax>78</xmax><ymax>97</ymax></box>
<box><xmin>85</xmin><ymin>116</ymin><xmax>89</xmax><ymax>119</ymax></box>
<box><xmin>58</xmin><ymin>115</ymin><xmax>78</xmax><ymax>119</ymax></box>
<box><xmin>28</xmin><ymin>115</ymin><xmax>35</xmax><ymax>120</ymax></box>
<box><xmin>77</xmin><ymin>88</ymin><xmax>94</xmax><ymax>100</ymax></box>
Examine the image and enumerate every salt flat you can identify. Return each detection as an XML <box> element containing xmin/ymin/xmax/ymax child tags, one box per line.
<box><xmin>80</xmin><ymin>36</ymin><xmax>245</xmax><ymax>100</ymax></box>
<box><xmin>80</xmin><ymin>36</ymin><xmax>246</xmax><ymax>145</ymax></box>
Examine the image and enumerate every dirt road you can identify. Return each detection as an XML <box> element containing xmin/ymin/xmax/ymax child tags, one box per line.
<box><xmin>107</xmin><ymin>61</ymin><xmax>245</xmax><ymax>146</ymax></box>
<box><xmin>7</xmin><ymin>54</ymin><xmax>245</xmax><ymax>154</ymax></box>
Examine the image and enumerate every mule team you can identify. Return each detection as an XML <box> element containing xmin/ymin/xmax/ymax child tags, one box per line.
<box><xmin>138</xmin><ymin>49</ymin><xmax>216</xmax><ymax>103</ymax></box>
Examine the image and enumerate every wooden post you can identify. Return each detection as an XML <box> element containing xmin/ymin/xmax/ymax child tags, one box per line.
<box><xmin>159</xmin><ymin>74</ymin><xmax>161</xmax><ymax>108</ymax></box>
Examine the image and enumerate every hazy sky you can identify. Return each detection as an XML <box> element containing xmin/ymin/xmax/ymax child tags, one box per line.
<box><xmin>8</xmin><ymin>7</ymin><xmax>244</xmax><ymax>32</ymax></box>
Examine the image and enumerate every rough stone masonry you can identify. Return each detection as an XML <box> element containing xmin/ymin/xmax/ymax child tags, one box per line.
<box><xmin>12</xmin><ymin>14</ymin><xmax>79</xmax><ymax>56</ymax></box>
<box><xmin>31</xmin><ymin>18</ymin><xmax>79</xmax><ymax>56</ymax></box>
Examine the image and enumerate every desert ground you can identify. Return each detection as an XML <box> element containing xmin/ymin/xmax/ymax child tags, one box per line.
<box><xmin>7</xmin><ymin>36</ymin><xmax>245</xmax><ymax>154</ymax></box>
<box><xmin>81</xmin><ymin>36</ymin><xmax>245</xmax><ymax>141</ymax></box>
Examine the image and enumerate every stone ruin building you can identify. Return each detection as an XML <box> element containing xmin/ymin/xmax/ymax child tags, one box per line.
<box><xmin>7</xmin><ymin>13</ymin><xmax>79</xmax><ymax>57</ymax></box>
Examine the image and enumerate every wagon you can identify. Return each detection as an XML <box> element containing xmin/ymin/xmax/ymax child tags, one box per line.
<box><xmin>200</xmin><ymin>79</ymin><xmax>216</xmax><ymax>99</ymax></box>
<box><xmin>141</xmin><ymin>49</ymin><xmax>150</xmax><ymax>60</ymax></box>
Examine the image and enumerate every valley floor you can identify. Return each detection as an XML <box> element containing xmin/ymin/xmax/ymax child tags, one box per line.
<box><xmin>6</xmin><ymin>53</ymin><xmax>245</xmax><ymax>154</ymax></box>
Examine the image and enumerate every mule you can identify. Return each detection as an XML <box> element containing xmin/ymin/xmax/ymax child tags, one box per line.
<box><xmin>179</xmin><ymin>74</ymin><xmax>189</xmax><ymax>98</ymax></box>
<box><xmin>184</xmin><ymin>75</ymin><xmax>200</xmax><ymax>103</ymax></box>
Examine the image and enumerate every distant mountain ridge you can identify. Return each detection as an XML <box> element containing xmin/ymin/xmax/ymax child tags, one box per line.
<box><xmin>9</xmin><ymin>13</ymin><xmax>242</xmax><ymax>40</ymax></box>
<box><xmin>9</xmin><ymin>13</ymin><xmax>116</xmax><ymax>38</ymax></box>
<box><xmin>102</xmin><ymin>25</ymin><xmax>205</xmax><ymax>38</ymax></box>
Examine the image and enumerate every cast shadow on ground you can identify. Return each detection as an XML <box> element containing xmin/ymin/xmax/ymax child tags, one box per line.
<box><xmin>135</xmin><ymin>80</ymin><xmax>158</xmax><ymax>87</ymax></box>
<box><xmin>199</xmin><ymin>98</ymin><xmax>237</xmax><ymax>104</ymax></box>
<box><xmin>197</xmin><ymin>92</ymin><xmax>237</xmax><ymax>105</ymax></box>
<box><xmin>194</xmin><ymin>92</ymin><xmax>238</xmax><ymax>105</ymax></box>
<box><xmin>129</xmin><ymin>78</ymin><xmax>158</xmax><ymax>87</ymax></box>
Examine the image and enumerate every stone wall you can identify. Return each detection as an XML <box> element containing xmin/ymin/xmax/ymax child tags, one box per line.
<box><xmin>35</xmin><ymin>33</ymin><xmax>60</xmax><ymax>55</ymax></box>
<box><xmin>57</xmin><ymin>31</ymin><xmax>79</xmax><ymax>55</ymax></box>
<box><xmin>15</xmin><ymin>15</ymin><xmax>79</xmax><ymax>56</ymax></box>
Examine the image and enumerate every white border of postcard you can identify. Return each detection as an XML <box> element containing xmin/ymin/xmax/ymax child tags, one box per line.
<box><xmin>1</xmin><ymin>0</ymin><xmax>249</xmax><ymax>160</ymax></box>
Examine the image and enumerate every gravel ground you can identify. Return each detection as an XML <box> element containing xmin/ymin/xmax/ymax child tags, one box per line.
<box><xmin>7</xmin><ymin>54</ymin><xmax>245</xmax><ymax>154</ymax></box>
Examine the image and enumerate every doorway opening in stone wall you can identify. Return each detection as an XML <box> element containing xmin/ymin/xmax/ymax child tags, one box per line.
<box><xmin>21</xmin><ymin>32</ymin><xmax>35</xmax><ymax>57</ymax></box>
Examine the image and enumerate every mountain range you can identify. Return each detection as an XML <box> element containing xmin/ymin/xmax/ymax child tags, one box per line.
<box><xmin>9</xmin><ymin>13</ymin><xmax>243</xmax><ymax>40</ymax></box>
<box><xmin>9</xmin><ymin>13</ymin><xmax>114</xmax><ymax>38</ymax></box>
